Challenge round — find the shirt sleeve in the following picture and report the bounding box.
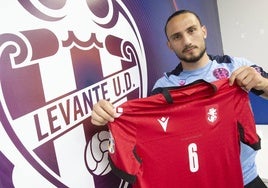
[107,108,141,184]
[234,86,261,150]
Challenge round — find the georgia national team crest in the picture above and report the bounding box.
[0,1,147,187]
[206,105,219,125]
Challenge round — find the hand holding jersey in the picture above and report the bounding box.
[107,79,260,188]
[91,65,268,126]
[91,99,117,126]
[91,9,268,187]
[229,66,268,98]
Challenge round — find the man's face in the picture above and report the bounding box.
[166,13,207,63]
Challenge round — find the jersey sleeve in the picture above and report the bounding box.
[107,108,141,184]
[234,87,261,150]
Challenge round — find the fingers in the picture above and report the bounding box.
[229,66,246,86]
[91,100,116,126]
[229,66,261,91]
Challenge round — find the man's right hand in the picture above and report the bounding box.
[91,99,117,126]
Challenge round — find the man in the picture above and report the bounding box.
[91,10,268,188]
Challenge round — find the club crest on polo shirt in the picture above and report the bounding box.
[213,68,229,79]
[178,79,186,86]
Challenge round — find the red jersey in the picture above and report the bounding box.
[108,79,260,188]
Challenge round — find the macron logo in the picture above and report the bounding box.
[157,117,170,132]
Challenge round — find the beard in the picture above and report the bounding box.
[177,45,206,63]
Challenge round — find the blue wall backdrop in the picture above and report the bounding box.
[250,93,268,124]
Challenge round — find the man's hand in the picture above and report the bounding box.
[229,66,268,98]
[91,100,117,126]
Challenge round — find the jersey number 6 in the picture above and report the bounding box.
[188,143,199,172]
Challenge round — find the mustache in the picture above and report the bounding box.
[182,45,197,53]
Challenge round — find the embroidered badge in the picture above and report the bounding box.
[213,68,229,79]
[206,105,219,125]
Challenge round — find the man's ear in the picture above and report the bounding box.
[167,41,173,51]
[202,25,207,39]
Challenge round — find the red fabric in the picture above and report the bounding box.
[108,79,260,188]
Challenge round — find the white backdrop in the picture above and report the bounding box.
[217,0,268,179]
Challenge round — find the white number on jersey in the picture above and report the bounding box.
[188,143,199,172]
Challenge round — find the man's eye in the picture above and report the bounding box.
[172,34,181,40]
[188,28,196,33]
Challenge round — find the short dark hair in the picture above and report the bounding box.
[164,10,202,38]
